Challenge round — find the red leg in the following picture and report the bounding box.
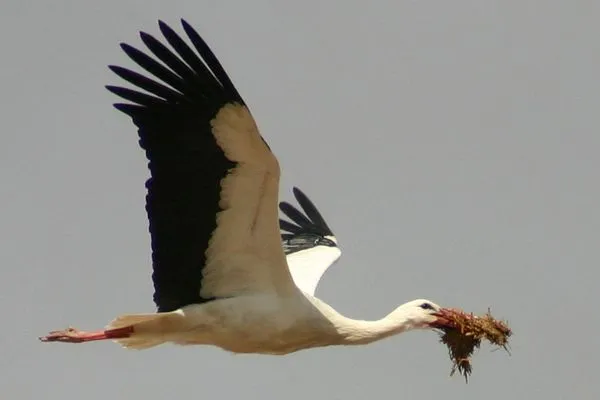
[39,326,134,343]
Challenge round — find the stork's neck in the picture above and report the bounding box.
[333,307,419,345]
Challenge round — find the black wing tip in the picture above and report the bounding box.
[107,64,135,78]
[105,84,126,97]
[292,186,304,197]
[278,200,292,213]
[138,31,152,41]
[108,18,244,108]
[293,186,334,235]
[111,103,141,118]
[119,42,133,52]
[154,18,186,33]
[180,18,194,32]
[279,187,335,237]
[107,64,123,73]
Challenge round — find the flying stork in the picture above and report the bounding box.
[40,19,451,354]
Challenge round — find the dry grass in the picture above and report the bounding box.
[435,308,512,382]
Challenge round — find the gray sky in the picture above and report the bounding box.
[1,1,598,399]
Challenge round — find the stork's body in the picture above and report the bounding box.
[46,294,442,354]
[118,295,366,354]
[113,294,338,354]
[40,19,450,354]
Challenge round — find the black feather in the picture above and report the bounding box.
[139,31,196,82]
[108,20,244,312]
[105,85,167,107]
[119,43,187,93]
[279,187,337,255]
[108,65,184,102]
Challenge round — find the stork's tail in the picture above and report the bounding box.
[105,312,176,350]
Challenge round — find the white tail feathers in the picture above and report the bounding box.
[105,312,180,350]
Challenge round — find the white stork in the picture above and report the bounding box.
[40,19,451,354]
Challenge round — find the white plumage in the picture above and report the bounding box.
[280,187,342,296]
[40,19,449,354]
[288,245,340,296]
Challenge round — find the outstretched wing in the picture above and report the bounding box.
[107,20,296,312]
[279,187,341,296]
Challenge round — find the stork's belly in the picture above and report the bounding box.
[211,330,325,355]
[173,295,335,354]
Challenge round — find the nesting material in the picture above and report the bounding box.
[434,308,512,382]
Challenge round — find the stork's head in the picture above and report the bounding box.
[394,299,451,331]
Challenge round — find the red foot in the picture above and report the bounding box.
[39,326,133,343]
[40,327,92,343]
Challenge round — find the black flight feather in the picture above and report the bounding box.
[107,19,245,312]
[279,188,337,255]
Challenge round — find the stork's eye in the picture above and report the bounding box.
[419,302,435,310]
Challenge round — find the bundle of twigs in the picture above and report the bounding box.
[433,308,512,382]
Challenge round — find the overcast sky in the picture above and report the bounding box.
[1,1,599,399]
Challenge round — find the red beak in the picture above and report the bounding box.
[428,308,458,330]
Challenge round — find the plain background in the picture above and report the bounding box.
[1,1,598,399]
